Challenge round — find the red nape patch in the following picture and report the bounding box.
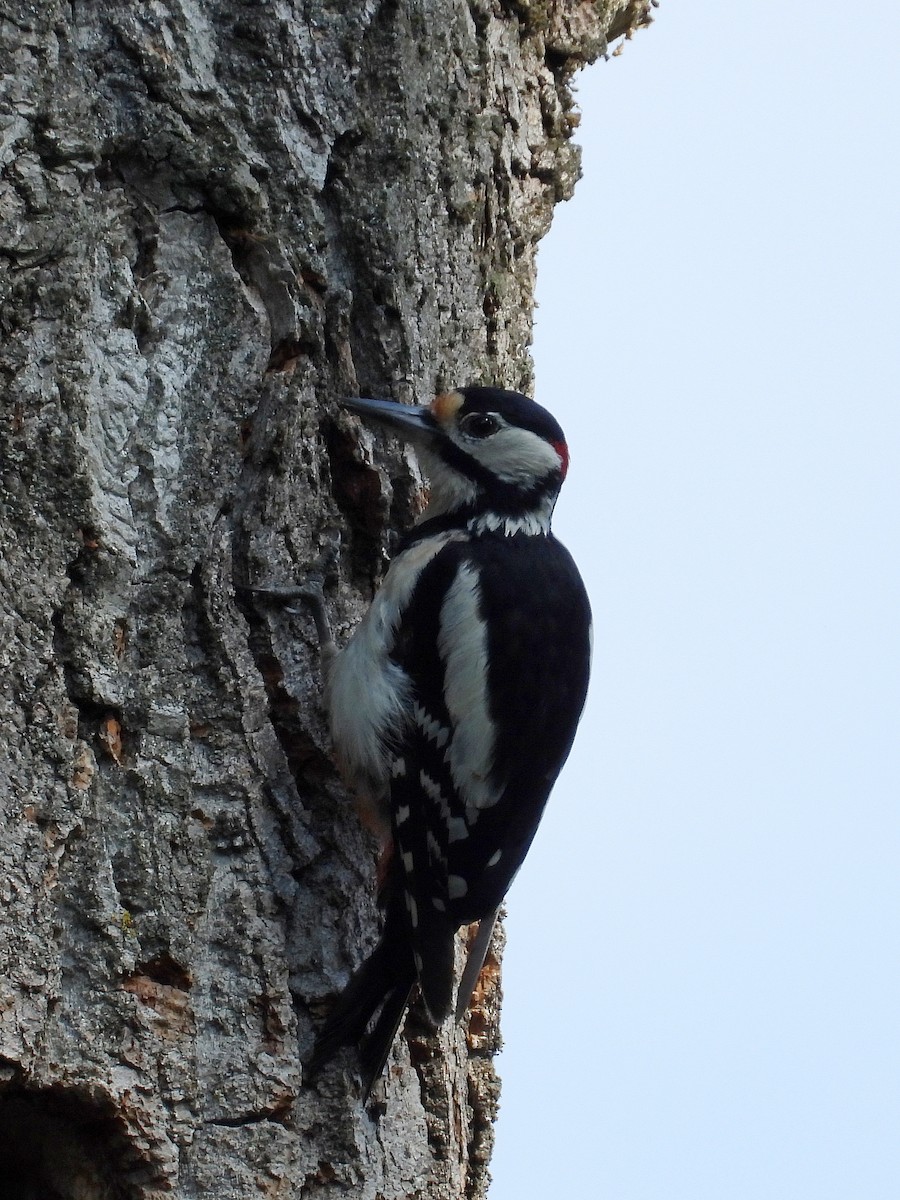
[551,439,570,478]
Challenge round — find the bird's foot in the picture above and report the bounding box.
[239,531,340,656]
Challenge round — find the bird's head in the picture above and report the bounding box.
[343,386,569,531]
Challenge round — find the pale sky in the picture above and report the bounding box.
[490,3,900,1197]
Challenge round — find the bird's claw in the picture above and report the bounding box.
[239,531,340,657]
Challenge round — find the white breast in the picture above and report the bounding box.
[326,531,465,799]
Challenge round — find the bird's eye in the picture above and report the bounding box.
[459,412,501,439]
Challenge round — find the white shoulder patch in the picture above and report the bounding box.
[437,562,498,816]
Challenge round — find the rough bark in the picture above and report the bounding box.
[0,1,652,1196]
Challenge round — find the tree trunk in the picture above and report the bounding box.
[0,1,651,1195]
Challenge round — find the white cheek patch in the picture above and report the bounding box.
[462,424,562,486]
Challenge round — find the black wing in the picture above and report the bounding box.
[388,532,591,1017]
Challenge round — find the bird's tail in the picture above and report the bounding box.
[357,970,416,1097]
[306,880,416,1099]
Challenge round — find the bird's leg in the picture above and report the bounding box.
[291,573,336,666]
[240,532,340,668]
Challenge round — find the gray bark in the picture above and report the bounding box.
[0,1,652,1196]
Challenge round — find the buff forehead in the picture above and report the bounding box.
[430,391,465,425]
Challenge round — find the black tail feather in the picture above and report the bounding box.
[416,920,456,1024]
[307,865,464,1096]
[454,905,501,1021]
[306,938,401,1082]
[306,874,416,1094]
[358,974,415,1099]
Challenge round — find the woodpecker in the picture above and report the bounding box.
[304,386,592,1095]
